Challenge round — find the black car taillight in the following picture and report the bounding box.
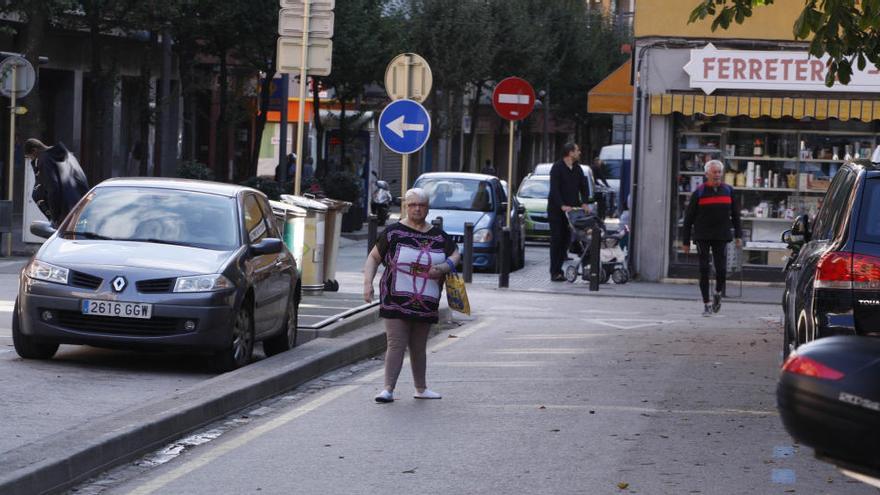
[781,354,845,380]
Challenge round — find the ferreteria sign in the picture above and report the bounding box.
[684,43,880,94]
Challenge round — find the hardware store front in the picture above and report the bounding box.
[632,43,880,282]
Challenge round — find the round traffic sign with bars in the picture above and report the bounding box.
[492,76,535,121]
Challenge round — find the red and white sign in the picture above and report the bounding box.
[492,77,535,121]
[684,43,880,94]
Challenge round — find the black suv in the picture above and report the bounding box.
[783,158,880,359]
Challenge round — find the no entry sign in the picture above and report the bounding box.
[492,77,535,121]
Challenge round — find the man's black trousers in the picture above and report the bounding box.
[549,216,570,276]
[696,240,728,303]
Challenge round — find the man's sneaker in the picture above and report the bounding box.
[413,389,442,399]
[374,390,394,403]
[712,292,722,313]
[702,304,712,317]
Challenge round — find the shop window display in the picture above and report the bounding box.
[672,116,878,277]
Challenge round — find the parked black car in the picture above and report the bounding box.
[14,178,301,371]
[778,336,880,487]
[782,156,880,359]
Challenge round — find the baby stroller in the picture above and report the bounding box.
[564,209,630,284]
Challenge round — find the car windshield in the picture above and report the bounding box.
[415,177,493,212]
[63,187,240,250]
[517,177,550,199]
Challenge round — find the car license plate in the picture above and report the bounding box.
[534,223,549,231]
[82,300,153,319]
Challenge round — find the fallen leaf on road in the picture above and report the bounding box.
[617,482,629,489]
[402,468,417,474]
[550,429,560,432]
[538,405,546,410]
[448,334,458,338]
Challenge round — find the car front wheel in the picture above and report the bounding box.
[264,291,299,357]
[12,298,59,360]
[214,302,254,372]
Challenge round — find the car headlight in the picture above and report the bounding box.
[25,260,69,284]
[174,274,233,293]
[473,228,493,243]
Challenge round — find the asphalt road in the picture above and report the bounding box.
[74,289,876,495]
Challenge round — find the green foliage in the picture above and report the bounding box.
[689,0,880,86]
[320,171,362,203]
[177,160,215,181]
[240,177,288,200]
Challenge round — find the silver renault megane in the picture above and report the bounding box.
[13,178,301,371]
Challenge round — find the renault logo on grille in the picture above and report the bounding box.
[111,276,127,292]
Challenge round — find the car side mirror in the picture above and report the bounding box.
[781,229,804,247]
[516,204,526,215]
[30,221,55,239]
[791,214,811,242]
[251,237,283,256]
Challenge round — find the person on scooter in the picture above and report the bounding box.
[682,160,742,316]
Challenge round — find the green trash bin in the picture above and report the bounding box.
[269,200,307,276]
[319,198,351,292]
[280,194,328,292]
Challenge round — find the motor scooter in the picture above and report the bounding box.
[371,172,393,226]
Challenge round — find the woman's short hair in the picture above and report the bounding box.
[704,160,724,173]
[405,187,429,205]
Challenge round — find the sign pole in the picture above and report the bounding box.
[399,55,410,219]
[506,120,514,224]
[293,0,311,196]
[6,64,16,257]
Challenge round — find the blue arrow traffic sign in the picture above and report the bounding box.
[378,99,431,154]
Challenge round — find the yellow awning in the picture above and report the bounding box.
[588,60,633,114]
[650,93,880,122]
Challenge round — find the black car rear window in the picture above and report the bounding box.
[857,178,880,244]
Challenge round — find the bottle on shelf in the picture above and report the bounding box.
[746,162,755,188]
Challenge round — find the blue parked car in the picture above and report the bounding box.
[413,172,525,272]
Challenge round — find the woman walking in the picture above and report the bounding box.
[363,188,461,403]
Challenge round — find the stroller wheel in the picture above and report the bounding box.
[612,268,629,284]
[601,268,611,284]
[564,265,578,283]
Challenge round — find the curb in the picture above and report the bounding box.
[0,321,387,495]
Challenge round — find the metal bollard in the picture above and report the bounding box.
[463,222,474,283]
[367,214,377,255]
[499,227,510,288]
[589,224,601,291]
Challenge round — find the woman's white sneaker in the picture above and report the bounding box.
[414,389,442,399]
[374,390,394,403]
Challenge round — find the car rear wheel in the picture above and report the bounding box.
[214,302,254,372]
[264,290,299,357]
[12,298,59,360]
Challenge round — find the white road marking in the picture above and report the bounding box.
[433,361,545,368]
[125,384,358,495]
[481,403,777,416]
[594,319,676,330]
[506,334,612,340]
[492,349,587,355]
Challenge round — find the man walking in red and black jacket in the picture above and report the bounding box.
[682,160,742,316]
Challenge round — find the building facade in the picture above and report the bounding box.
[631,2,880,282]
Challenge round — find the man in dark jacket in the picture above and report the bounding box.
[24,139,89,227]
[548,142,590,281]
[682,159,742,316]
